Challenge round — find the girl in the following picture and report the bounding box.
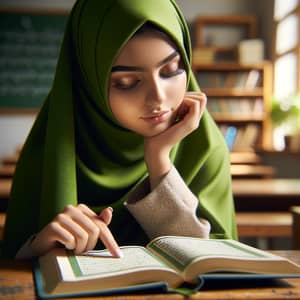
[1,0,237,259]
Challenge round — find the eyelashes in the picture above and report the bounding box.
[160,68,185,78]
[111,63,185,91]
[160,60,183,78]
[113,80,140,90]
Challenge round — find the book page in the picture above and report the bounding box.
[69,246,171,278]
[148,237,273,271]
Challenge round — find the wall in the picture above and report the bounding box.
[177,0,250,17]
[0,115,34,156]
[0,0,275,158]
[0,0,75,10]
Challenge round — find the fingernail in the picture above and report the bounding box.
[107,206,113,212]
[116,249,124,258]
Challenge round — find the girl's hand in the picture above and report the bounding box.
[144,92,207,188]
[29,204,122,257]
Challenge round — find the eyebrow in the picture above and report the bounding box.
[111,50,179,73]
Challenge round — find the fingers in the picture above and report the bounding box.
[172,95,204,134]
[49,218,79,251]
[184,92,207,118]
[98,207,113,225]
[48,204,122,257]
[54,205,100,254]
[78,205,120,257]
[78,205,122,257]
[174,92,206,124]
[97,222,123,258]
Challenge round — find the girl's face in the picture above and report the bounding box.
[109,30,187,137]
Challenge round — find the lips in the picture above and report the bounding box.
[141,111,170,124]
[146,112,167,119]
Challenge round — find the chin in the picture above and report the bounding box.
[145,124,172,137]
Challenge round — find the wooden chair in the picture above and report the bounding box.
[291,206,300,249]
[236,211,292,249]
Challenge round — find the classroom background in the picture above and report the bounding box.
[0,0,300,250]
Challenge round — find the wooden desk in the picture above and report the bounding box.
[0,179,12,211]
[236,212,292,237]
[231,164,276,178]
[1,251,300,299]
[232,179,300,211]
[230,152,262,164]
[233,179,300,243]
[1,154,19,165]
[0,179,12,198]
[0,165,15,177]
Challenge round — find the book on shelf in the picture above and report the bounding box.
[240,123,260,149]
[223,126,237,150]
[219,124,260,152]
[197,72,223,88]
[208,97,263,115]
[244,69,261,89]
[223,72,237,88]
[231,124,260,151]
[34,235,300,298]
[239,97,264,115]
[207,97,221,113]
[253,97,264,114]
[231,126,245,150]
[198,70,261,89]
[233,72,249,88]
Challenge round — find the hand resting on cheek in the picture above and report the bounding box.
[144,92,207,189]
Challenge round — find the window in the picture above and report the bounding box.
[274,53,297,98]
[273,0,300,150]
[276,14,298,56]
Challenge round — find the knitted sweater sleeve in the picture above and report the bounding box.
[125,166,210,240]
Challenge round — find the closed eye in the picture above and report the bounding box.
[112,79,140,90]
[160,57,185,78]
[160,68,185,78]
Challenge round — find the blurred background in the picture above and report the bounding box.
[0,0,300,250]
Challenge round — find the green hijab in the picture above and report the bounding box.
[2,0,237,258]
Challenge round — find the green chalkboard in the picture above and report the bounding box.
[0,11,68,111]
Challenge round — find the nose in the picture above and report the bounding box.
[145,76,166,108]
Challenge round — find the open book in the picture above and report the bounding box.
[35,236,300,297]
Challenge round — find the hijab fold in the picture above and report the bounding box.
[2,0,237,258]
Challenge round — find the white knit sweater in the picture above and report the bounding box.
[125,166,210,240]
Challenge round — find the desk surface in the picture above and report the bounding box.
[0,179,11,200]
[232,178,300,197]
[232,178,300,211]
[0,165,15,177]
[1,251,300,300]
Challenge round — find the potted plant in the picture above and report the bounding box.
[271,94,300,151]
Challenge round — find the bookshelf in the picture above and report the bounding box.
[194,15,257,62]
[193,61,273,153]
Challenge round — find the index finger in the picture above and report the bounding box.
[95,219,123,258]
[77,204,122,257]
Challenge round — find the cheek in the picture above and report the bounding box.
[109,91,140,127]
[109,91,127,123]
[167,74,187,106]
